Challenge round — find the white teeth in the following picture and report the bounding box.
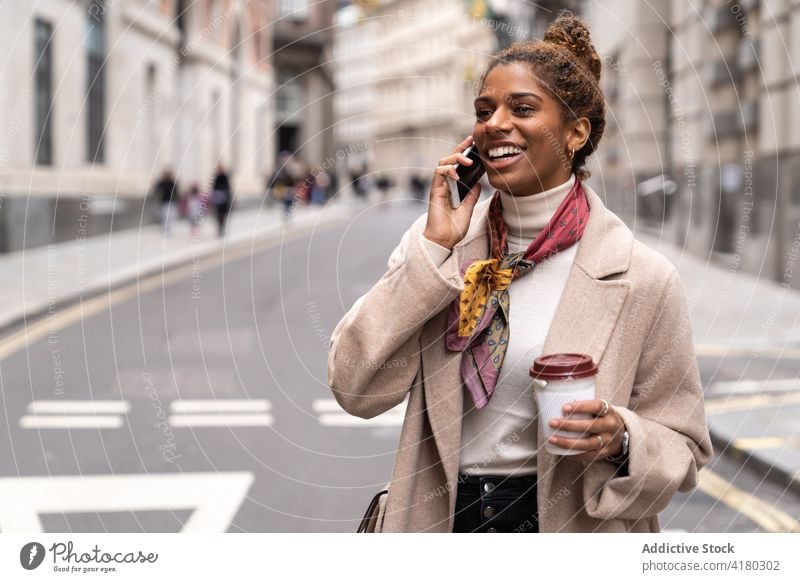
[488,145,522,159]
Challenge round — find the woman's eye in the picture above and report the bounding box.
[475,109,493,120]
[515,105,535,115]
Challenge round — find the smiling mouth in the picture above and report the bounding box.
[486,145,524,160]
[484,145,525,170]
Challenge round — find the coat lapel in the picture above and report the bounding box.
[541,184,633,364]
[422,184,634,524]
[536,186,633,517]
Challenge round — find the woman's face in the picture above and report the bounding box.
[472,62,585,196]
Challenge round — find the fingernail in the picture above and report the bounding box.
[564,404,572,412]
[549,437,557,443]
[549,420,558,427]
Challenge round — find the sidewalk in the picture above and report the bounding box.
[636,232,800,349]
[0,200,353,332]
[637,232,800,495]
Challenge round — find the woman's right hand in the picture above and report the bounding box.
[422,135,482,250]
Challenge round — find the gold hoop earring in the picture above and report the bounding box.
[568,147,575,160]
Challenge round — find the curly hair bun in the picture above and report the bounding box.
[543,10,602,83]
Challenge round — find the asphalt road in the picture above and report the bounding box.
[0,199,797,533]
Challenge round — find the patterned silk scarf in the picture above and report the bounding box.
[445,178,590,409]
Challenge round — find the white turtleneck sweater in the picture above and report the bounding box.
[422,173,579,476]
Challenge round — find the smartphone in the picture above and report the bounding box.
[448,143,485,208]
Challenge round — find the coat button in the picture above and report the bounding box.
[483,506,495,518]
[483,482,495,493]
[487,527,497,533]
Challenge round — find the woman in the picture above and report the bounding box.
[328,11,711,533]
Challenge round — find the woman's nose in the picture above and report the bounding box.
[485,108,513,132]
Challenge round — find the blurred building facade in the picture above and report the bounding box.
[0,0,278,252]
[332,4,378,192]
[333,0,559,195]
[272,0,336,169]
[588,0,800,287]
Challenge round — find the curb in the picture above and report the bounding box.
[0,205,354,337]
[708,423,800,497]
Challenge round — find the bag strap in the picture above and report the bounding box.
[356,489,389,533]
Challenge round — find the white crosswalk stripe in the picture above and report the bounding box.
[168,399,273,427]
[19,415,124,429]
[19,400,129,429]
[170,399,271,413]
[27,401,130,414]
[311,398,406,427]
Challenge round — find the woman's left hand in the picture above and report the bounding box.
[548,399,626,462]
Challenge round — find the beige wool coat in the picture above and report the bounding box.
[328,182,713,533]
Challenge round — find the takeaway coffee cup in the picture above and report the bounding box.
[529,353,598,456]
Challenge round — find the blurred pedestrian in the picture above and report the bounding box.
[409,173,427,203]
[296,168,314,206]
[178,189,189,220]
[311,167,330,205]
[211,163,233,237]
[268,151,300,221]
[153,168,179,236]
[186,182,207,238]
[376,173,392,204]
[350,164,367,199]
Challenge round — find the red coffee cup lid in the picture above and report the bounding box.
[529,353,598,380]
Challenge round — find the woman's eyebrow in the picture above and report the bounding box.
[508,92,543,102]
[474,92,543,106]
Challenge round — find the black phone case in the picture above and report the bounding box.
[449,145,485,206]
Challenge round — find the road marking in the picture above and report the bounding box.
[170,399,270,413]
[169,413,274,427]
[27,400,130,414]
[311,398,407,412]
[0,472,254,532]
[168,399,273,427]
[312,399,349,412]
[705,392,800,414]
[312,398,405,427]
[697,469,800,533]
[19,415,124,429]
[318,414,404,427]
[20,399,129,429]
[733,437,790,450]
[695,344,800,359]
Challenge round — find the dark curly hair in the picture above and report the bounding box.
[477,10,605,181]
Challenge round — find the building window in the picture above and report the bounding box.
[275,73,302,124]
[86,0,106,163]
[34,18,54,166]
[279,0,308,20]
